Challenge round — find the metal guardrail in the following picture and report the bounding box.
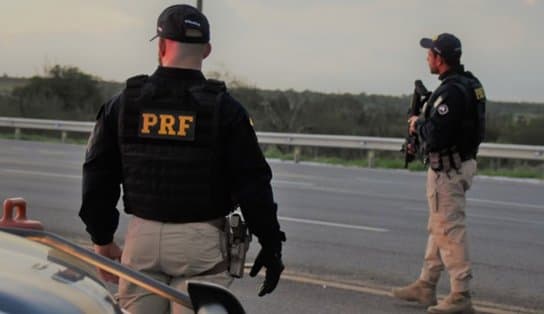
[1,116,543,161]
[0,117,94,132]
[0,117,94,143]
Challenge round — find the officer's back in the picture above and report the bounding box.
[80,4,285,313]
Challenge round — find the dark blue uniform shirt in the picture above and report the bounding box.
[80,67,282,250]
[416,67,467,153]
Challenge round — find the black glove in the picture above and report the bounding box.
[249,248,284,297]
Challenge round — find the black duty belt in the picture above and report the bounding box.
[428,148,475,172]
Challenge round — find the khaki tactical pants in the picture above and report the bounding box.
[118,216,233,314]
[419,159,477,292]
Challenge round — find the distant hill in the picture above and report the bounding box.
[0,75,123,97]
[1,74,543,109]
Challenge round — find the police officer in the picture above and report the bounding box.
[79,4,285,313]
[392,33,486,314]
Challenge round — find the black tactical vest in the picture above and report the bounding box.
[424,71,486,157]
[118,75,232,222]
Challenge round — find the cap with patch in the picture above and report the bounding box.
[420,33,462,59]
[150,4,210,43]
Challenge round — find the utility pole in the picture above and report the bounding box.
[196,0,203,11]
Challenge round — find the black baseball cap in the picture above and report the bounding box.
[420,33,462,59]
[150,4,210,43]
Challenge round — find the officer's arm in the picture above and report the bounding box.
[79,95,122,246]
[224,100,284,252]
[225,100,285,296]
[416,89,464,152]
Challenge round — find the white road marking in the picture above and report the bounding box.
[276,172,411,186]
[468,197,544,210]
[38,149,77,156]
[276,181,544,211]
[274,172,318,180]
[279,216,389,233]
[0,168,80,180]
[470,212,544,226]
[272,180,314,187]
[2,166,542,211]
[355,177,405,185]
[403,207,544,227]
[0,158,81,168]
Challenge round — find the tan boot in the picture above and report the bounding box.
[427,291,475,314]
[392,279,437,307]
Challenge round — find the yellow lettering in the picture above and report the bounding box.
[158,114,176,135]
[177,116,194,136]
[141,113,158,134]
[474,87,486,100]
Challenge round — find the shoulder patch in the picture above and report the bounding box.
[474,87,486,100]
[437,103,449,115]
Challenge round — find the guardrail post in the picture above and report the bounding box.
[61,131,67,143]
[14,128,21,140]
[367,150,375,168]
[294,146,301,163]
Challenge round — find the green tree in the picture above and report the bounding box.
[11,65,104,120]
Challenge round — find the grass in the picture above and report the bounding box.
[264,146,427,171]
[478,167,544,179]
[263,146,544,180]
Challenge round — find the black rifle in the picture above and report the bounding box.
[401,80,431,168]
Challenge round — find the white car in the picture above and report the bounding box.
[0,197,245,314]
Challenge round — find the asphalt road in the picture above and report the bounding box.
[1,139,543,313]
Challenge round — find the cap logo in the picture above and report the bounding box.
[184,19,201,27]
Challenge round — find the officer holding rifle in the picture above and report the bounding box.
[394,33,486,314]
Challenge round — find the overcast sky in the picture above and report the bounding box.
[1,0,543,102]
